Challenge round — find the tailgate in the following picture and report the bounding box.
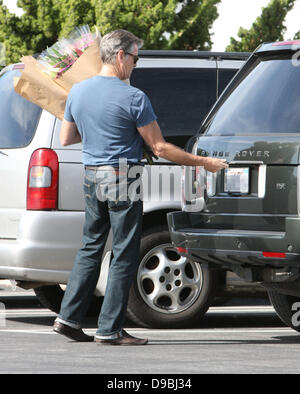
[197,136,300,220]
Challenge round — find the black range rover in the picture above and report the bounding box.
[167,40,300,333]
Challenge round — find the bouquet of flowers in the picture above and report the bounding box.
[14,25,157,165]
[37,25,98,81]
[14,25,102,119]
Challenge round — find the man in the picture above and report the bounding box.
[53,29,228,346]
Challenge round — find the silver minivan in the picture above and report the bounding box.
[0,51,251,328]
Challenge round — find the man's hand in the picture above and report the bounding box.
[203,157,229,173]
[143,142,158,165]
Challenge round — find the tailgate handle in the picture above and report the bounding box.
[228,161,264,165]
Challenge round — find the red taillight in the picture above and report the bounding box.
[27,148,59,210]
[263,252,286,259]
[177,247,188,254]
[272,40,300,46]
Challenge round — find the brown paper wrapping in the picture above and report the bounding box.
[14,37,102,120]
[14,56,68,120]
[54,37,102,92]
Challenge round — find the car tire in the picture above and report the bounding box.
[127,226,219,328]
[268,290,300,333]
[34,284,103,317]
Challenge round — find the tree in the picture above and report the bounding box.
[94,0,221,50]
[168,0,221,50]
[0,0,60,64]
[57,0,96,37]
[0,0,96,64]
[226,0,296,52]
[0,0,27,65]
[93,0,178,49]
[0,0,221,65]
[294,31,300,39]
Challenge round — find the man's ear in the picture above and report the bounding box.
[117,49,125,64]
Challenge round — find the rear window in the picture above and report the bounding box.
[131,68,217,137]
[206,55,300,136]
[0,70,42,148]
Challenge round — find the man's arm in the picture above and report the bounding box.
[137,120,228,173]
[60,119,82,146]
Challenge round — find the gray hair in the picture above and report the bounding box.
[100,29,144,65]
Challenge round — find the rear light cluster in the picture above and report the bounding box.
[176,249,287,258]
[181,165,205,212]
[176,247,188,254]
[27,148,59,210]
[272,40,300,46]
[206,171,217,197]
[263,252,286,259]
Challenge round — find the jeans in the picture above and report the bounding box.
[58,166,143,336]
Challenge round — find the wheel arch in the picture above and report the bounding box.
[142,209,179,233]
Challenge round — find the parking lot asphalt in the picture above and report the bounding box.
[2,280,300,375]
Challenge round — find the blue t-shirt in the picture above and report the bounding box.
[64,76,157,166]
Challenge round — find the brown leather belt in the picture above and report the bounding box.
[85,165,118,170]
[85,165,127,175]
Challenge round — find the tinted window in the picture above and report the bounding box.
[131,68,217,137]
[0,70,42,148]
[218,69,239,96]
[206,56,300,136]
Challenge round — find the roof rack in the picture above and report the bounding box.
[139,50,251,61]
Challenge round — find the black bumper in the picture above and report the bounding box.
[167,211,300,269]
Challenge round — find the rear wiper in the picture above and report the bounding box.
[0,151,8,156]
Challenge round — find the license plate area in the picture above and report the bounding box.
[224,167,249,194]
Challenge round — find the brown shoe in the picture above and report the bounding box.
[95,329,148,346]
[53,321,94,342]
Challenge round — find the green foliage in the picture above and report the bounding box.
[0,0,26,64]
[58,0,96,37]
[0,0,95,64]
[168,0,221,50]
[1,0,298,64]
[93,0,221,50]
[93,0,178,49]
[0,0,221,65]
[0,0,59,63]
[226,0,296,52]
[294,31,300,39]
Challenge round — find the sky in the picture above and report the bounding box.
[3,0,300,51]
